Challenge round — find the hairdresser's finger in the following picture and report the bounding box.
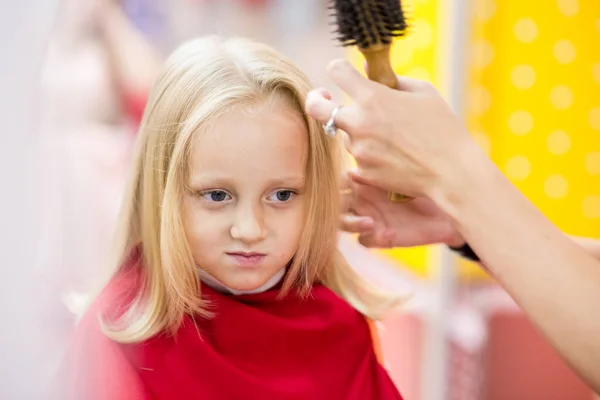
[362,58,435,94]
[395,75,438,94]
[348,169,371,186]
[348,168,387,192]
[327,59,376,103]
[358,229,396,249]
[313,87,333,101]
[340,214,374,234]
[305,90,352,131]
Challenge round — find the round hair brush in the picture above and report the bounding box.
[329,0,413,203]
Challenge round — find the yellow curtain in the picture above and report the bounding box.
[348,0,600,281]
[462,0,600,280]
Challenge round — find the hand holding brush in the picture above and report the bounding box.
[328,0,412,202]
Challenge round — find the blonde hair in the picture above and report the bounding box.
[103,36,401,343]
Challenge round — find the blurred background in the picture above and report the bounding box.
[1,0,599,399]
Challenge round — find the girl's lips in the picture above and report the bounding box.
[227,252,267,268]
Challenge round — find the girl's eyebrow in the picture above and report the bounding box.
[188,174,234,188]
[265,176,305,187]
[188,174,305,188]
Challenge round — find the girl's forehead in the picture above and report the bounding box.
[188,105,309,182]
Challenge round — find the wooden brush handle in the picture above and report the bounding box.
[361,45,398,89]
[360,45,414,203]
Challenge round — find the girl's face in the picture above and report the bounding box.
[182,101,308,291]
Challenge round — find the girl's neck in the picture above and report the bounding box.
[198,268,286,295]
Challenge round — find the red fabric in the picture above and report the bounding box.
[59,256,404,400]
[122,90,148,130]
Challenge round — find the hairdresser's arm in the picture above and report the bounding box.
[571,236,600,261]
[429,128,600,393]
[307,60,600,391]
[456,236,600,266]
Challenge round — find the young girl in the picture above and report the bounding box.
[59,35,405,400]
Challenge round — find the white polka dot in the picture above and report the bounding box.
[550,85,573,110]
[593,64,600,84]
[582,195,600,219]
[479,0,496,22]
[470,87,492,115]
[585,152,600,175]
[505,156,531,181]
[471,39,495,69]
[589,108,600,130]
[412,21,434,50]
[553,40,576,64]
[544,175,569,199]
[511,65,536,89]
[472,132,491,153]
[514,18,538,43]
[406,67,431,81]
[547,130,571,155]
[508,111,534,135]
[557,0,579,17]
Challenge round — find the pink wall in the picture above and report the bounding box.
[379,312,596,400]
[380,314,423,400]
[485,313,593,400]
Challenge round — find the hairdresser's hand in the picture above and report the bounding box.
[340,170,464,248]
[306,60,482,200]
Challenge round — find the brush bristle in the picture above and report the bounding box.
[330,0,408,48]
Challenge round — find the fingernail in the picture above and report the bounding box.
[348,169,362,179]
[348,215,374,226]
[305,90,317,101]
[327,59,350,75]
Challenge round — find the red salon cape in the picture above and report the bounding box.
[58,259,404,400]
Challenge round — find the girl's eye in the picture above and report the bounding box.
[268,190,295,202]
[201,190,231,202]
